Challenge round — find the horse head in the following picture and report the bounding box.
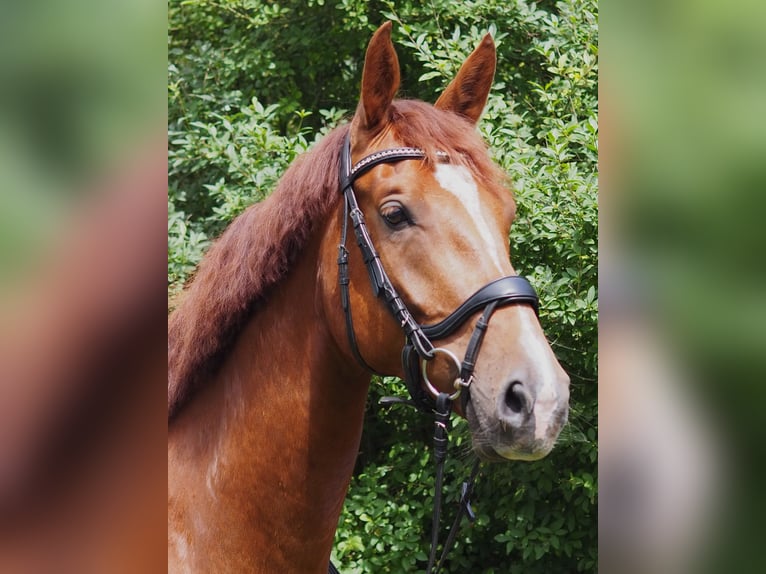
[319,23,570,462]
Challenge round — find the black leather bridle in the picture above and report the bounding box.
[337,132,539,413]
[335,132,539,573]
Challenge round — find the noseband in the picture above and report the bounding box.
[337,132,539,413]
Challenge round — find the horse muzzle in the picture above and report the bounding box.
[465,376,570,462]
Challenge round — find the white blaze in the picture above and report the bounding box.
[433,164,506,273]
[434,164,565,443]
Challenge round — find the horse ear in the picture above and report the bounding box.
[435,34,496,124]
[356,21,400,133]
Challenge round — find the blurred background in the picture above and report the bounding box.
[601,0,766,571]
[0,0,167,571]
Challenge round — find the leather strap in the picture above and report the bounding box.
[339,133,436,367]
[426,393,452,574]
[458,301,498,413]
[432,459,482,573]
[421,276,538,340]
[337,199,381,375]
[401,343,435,412]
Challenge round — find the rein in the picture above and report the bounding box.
[334,132,539,573]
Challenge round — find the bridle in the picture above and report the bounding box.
[337,131,539,412]
[335,131,539,572]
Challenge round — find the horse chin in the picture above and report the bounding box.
[465,399,556,462]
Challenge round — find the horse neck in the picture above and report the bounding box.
[169,234,371,572]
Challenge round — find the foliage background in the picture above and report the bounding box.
[168,0,597,571]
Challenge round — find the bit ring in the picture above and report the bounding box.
[421,347,464,401]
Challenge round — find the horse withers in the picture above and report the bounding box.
[168,22,569,573]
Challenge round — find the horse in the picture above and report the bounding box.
[168,22,570,573]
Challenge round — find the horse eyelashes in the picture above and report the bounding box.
[381,205,412,229]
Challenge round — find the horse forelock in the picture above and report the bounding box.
[387,100,509,197]
[168,100,508,420]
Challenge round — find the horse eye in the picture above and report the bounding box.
[380,204,411,229]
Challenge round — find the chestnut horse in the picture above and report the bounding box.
[168,23,569,573]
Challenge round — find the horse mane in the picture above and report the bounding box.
[168,100,509,419]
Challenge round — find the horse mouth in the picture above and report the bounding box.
[465,398,557,462]
[470,441,511,463]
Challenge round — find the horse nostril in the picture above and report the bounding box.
[504,381,527,415]
[505,382,524,413]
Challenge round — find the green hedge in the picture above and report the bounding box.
[169,0,597,571]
